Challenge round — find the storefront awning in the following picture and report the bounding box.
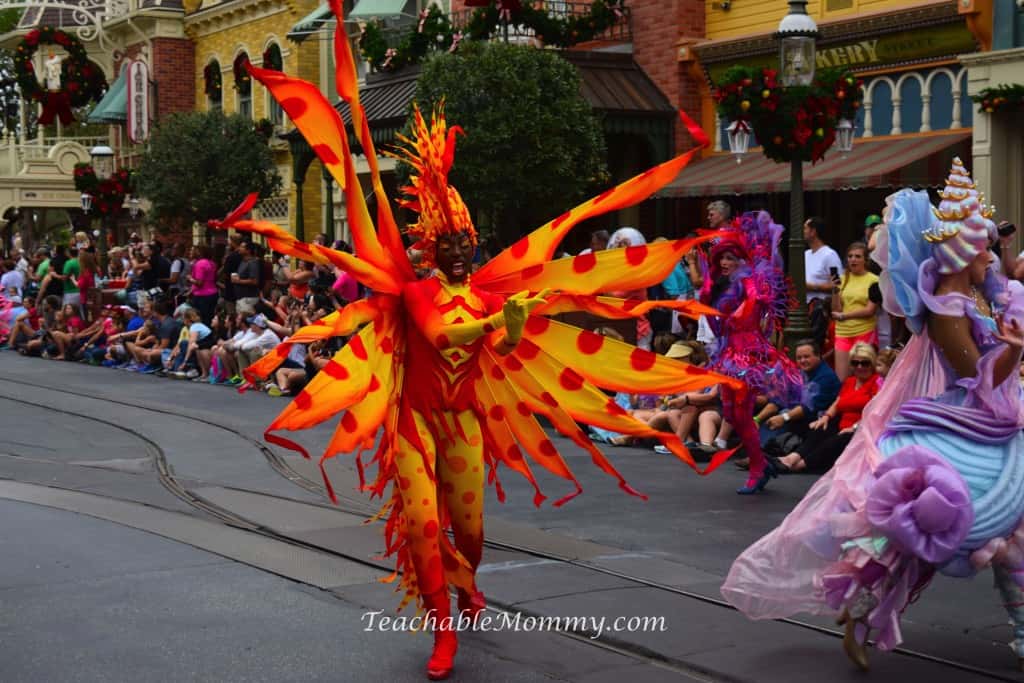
[287,3,332,43]
[656,130,972,198]
[87,64,127,124]
[349,0,409,19]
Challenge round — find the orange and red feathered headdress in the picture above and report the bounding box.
[388,103,477,268]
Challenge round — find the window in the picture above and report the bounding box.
[234,52,252,120]
[262,43,285,126]
[204,60,222,111]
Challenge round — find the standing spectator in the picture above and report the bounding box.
[579,229,609,256]
[163,243,189,303]
[803,217,843,350]
[1,260,24,302]
[282,260,315,302]
[61,247,81,310]
[15,249,30,279]
[77,250,98,321]
[231,240,262,313]
[220,235,243,314]
[188,245,219,324]
[706,200,732,229]
[862,214,883,252]
[830,241,879,380]
[40,245,67,303]
[771,343,882,474]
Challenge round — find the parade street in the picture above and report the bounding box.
[0,352,1017,683]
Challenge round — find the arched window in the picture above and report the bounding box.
[204,59,222,111]
[262,43,284,126]
[234,52,252,119]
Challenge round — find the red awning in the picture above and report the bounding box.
[656,130,972,198]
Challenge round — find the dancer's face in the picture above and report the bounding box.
[968,249,993,286]
[719,251,740,276]
[436,230,474,282]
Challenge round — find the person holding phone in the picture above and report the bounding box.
[830,241,878,380]
[803,217,843,350]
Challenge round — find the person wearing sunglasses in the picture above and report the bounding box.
[770,342,882,474]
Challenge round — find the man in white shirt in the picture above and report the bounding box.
[803,217,843,348]
[1,259,25,303]
[236,314,281,373]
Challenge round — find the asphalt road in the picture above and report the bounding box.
[1,352,1021,682]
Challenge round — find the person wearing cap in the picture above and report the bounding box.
[235,313,280,375]
[863,213,883,246]
[649,343,726,455]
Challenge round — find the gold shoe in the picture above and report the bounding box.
[837,609,870,671]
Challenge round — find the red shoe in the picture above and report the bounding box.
[423,590,457,680]
[457,589,486,620]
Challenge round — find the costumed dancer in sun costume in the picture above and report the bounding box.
[698,211,802,494]
[207,2,745,679]
[722,159,1024,670]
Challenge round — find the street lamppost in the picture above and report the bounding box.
[129,196,140,219]
[775,0,818,350]
[89,145,114,271]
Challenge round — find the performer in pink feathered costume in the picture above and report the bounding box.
[698,211,802,494]
[722,159,1024,670]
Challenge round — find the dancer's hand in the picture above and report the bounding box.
[503,289,552,343]
[995,315,1024,350]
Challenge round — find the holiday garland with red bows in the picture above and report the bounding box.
[74,164,135,216]
[972,83,1024,114]
[203,61,222,99]
[14,26,107,126]
[714,66,863,164]
[360,0,627,72]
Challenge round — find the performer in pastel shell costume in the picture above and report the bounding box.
[722,159,1024,669]
[208,2,746,679]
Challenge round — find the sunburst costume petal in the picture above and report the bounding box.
[211,2,745,618]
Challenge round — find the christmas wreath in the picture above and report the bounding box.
[972,84,1024,114]
[14,26,107,126]
[204,61,222,99]
[233,54,252,94]
[74,164,134,216]
[714,66,863,164]
[359,0,627,72]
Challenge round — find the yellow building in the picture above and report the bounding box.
[657,0,990,247]
[185,0,325,240]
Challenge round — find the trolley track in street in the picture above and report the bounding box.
[0,373,1020,682]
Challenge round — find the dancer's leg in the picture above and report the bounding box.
[722,385,767,491]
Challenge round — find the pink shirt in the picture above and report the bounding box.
[332,271,359,303]
[191,258,218,297]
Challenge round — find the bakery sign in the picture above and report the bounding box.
[706,22,977,82]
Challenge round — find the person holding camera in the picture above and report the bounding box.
[803,217,843,351]
[830,241,878,380]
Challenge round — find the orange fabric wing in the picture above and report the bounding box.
[533,294,720,322]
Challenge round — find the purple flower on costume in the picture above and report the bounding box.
[866,445,973,564]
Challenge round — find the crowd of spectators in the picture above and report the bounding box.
[0,231,356,397]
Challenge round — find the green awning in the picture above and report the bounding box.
[287,3,333,43]
[349,0,409,19]
[87,64,127,124]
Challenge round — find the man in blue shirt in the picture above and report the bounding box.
[757,339,841,443]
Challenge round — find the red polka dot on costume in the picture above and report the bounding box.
[576,330,604,355]
[525,316,550,335]
[504,355,523,371]
[516,401,532,417]
[423,520,439,538]
[323,361,349,380]
[349,335,368,360]
[341,411,358,432]
[510,237,530,259]
[630,347,657,371]
[625,244,648,266]
[462,491,476,504]
[422,498,430,506]
[517,339,541,360]
[447,456,468,473]
[540,392,558,407]
[559,368,585,392]
[399,476,411,490]
[572,252,596,274]
[523,264,544,280]
[538,439,558,457]
[489,405,506,421]
[491,365,506,381]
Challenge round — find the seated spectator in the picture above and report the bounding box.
[5,295,40,350]
[232,314,280,380]
[734,339,841,470]
[265,296,335,397]
[47,303,85,360]
[18,296,61,356]
[875,346,899,378]
[125,299,180,372]
[170,308,216,381]
[646,343,724,455]
[771,343,882,474]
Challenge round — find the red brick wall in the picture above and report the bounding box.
[152,37,195,119]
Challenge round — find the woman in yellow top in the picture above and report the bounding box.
[831,241,879,380]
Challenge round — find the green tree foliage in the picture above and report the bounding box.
[407,42,608,248]
[135,110,282,232]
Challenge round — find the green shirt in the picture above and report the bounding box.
[62,258,80,294]
[36,259,49,278]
